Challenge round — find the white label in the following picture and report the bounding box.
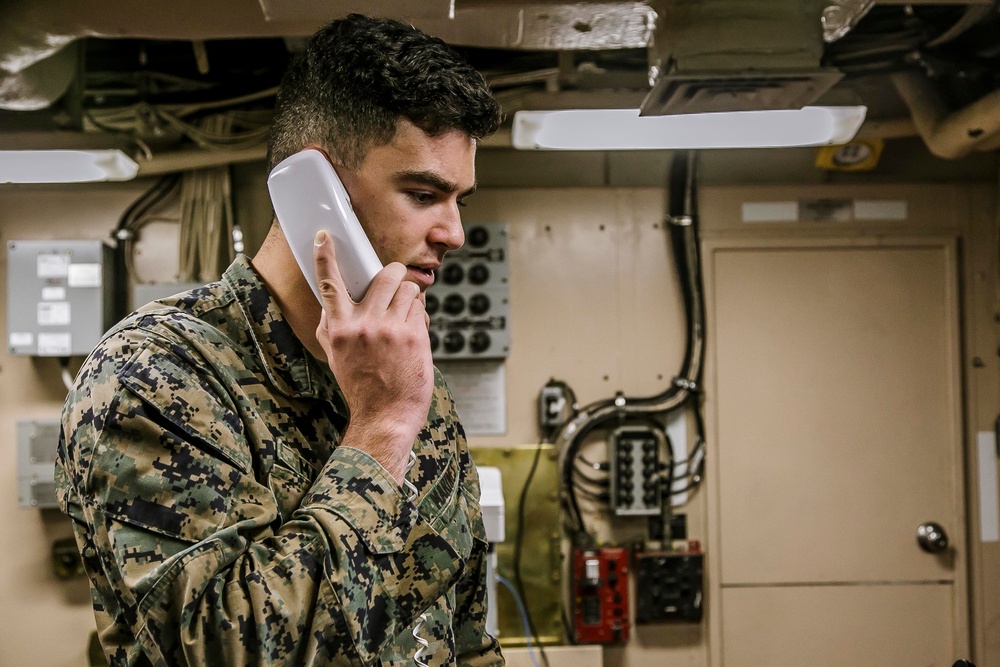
[978,432,1000,542]
[41,286,66,301]
[37,332,71,355]
[437,360,507,436]
[68,263,102,288]
[37,302,71,326]
[37,253,70,278]
[9,332,33,348]
[742,201,798,223]
[854,200,907,221]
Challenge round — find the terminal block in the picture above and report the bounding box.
[609,425,666,516]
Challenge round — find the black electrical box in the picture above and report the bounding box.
[635,551,704,623]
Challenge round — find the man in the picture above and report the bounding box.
[55,14,503,666]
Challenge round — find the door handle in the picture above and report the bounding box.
[917,522,949,553]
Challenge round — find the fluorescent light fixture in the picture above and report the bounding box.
[512,106,868,150]
[0,149,139,183]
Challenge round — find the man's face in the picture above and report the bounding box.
[335,119,477,291]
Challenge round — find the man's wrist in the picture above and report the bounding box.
[341,418,417,483]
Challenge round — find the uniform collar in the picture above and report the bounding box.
[223,256,348,414]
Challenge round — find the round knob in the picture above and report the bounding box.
[424,293,440,315]
[443,294,465,315]
[468,263,490,285]
[469,331,491,353]
[468,226,490,247]
[442,264,464,285]
[917,522,949,553]
[468,293,491,315]
[443,332,465,354]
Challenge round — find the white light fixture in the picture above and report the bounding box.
[512,106,868,150]
[0,149,139,183]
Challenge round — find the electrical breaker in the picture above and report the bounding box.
[609,425,666,516]
[17,419,61,509]
[635,548,704,623]
[571,546,630,643]
[426,222,509,359]
[6,240,115,356]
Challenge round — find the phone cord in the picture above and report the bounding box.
[404,449,431,667]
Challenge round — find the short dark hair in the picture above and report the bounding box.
[267,14,502,171]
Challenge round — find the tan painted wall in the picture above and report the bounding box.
[0,159,997,666]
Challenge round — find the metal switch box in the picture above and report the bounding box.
[7,240,115,356]
[17,419,61,509]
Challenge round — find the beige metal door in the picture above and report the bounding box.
[710,241,967,665]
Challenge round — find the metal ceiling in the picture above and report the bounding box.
[0,0,998,162]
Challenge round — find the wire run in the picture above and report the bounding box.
[405,449,431,667]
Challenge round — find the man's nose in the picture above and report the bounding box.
[432,204,466,250]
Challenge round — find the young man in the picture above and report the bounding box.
[55,14,503,666]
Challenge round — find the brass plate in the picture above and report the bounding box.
[471,444,565,646]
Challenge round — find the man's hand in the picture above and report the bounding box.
[313,230,433,483]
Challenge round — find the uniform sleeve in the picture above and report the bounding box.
[58,331,467,666]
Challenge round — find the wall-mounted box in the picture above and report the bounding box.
[17,419,61,509]
[6,240,115,356]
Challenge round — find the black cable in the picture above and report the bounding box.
[560,152,710,539]
[575,454,608,471]
[511,439,550,667]
[571,464,609,487]
[572,485,609,503]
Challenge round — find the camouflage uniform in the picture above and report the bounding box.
[55,255,503,667]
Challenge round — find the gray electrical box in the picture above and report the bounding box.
[17,419,61,509]
[427,221,510,360]
[6,240,115,356]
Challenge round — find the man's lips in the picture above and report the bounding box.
[407,265,437,288]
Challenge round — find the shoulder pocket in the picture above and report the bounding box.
[118,336,251,474]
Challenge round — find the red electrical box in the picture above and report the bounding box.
[571,546,630,643]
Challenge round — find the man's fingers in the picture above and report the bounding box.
[313,230,350,315]
[386,278,421,319]
[361,263,409,313]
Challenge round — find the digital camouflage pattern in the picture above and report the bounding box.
[55,255,503,667]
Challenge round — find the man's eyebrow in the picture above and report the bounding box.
[395,170,478,198]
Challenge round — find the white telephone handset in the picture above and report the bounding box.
[267,148,383,302]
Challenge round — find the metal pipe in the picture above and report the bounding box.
[892,70,1000,159]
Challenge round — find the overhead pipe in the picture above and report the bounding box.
[892,70,1000,159]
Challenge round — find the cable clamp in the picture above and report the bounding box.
[673,377,698,391]
[114,229,135,241]
[669,215,693,227]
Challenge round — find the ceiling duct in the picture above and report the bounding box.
[642,0,844,116]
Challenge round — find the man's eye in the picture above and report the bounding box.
[410,191,434,205]
[457,199,468,208]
